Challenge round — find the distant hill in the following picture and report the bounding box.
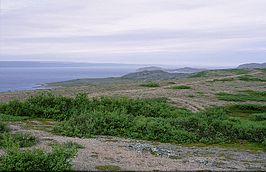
[167,67,206,73]
[136,66,164,72]
[136,66,206,74]
[122,70,189,80]
[237,63,266,69]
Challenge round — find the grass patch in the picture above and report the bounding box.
[95,165,121,171]
[216,90,266,102]
[226,104,266,114]
[238,75,266,82]
[0,114,29,121]
[140,81,160,87]
[210,78,235,82]
[171,85,192,90]
[50,141,85,149]
[190,71,208,78]
[11,132,38,148]
[225,69,249,75]
[0,122,9,133]
[252,113,266,121]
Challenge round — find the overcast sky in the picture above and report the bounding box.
[0,0,266,67]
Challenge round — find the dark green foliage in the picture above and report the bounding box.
[211,78,235,82]
[0,114,29,122]
[262,139,266,151]
[190,71,208,78]
[0,99,27,116]
[252,113,266,121]
[259,68,266,73]
[216,90,266,102]
[0,122,9,133]
[0,132,38,149]
[0,93,181,120]
[171,85,192,89]
[11,132,38,147]
[226,104,266,114]
[0,142,79,171]
[238,75,266,82]
[140,81,160,87]
[54,112,196,144]
[226,69,249,75]
[128,116,196,143]
[1,93,266,145]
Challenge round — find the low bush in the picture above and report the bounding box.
[262,139,266,151]
[216,90,266,102]
[0,132,38,149]
[252,113,266,121]
[238,75,266,82]
[211,78,235,82]
[0,114,29,122]
[0,93,184,120]
[226,104,266,114]
[171,85,192,90]
[190,71,208,78]
[140,82,160,87]
[0,142,80,171]
[1,93,265,146]
[0,122,9,133]
[12,132,38,147]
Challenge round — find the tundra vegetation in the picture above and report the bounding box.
[140,81,160,87]
[0,68,265,170]
[0,93,265,146]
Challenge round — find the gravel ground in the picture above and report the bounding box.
[1,121,265,171]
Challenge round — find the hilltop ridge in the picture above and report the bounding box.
[237,62,266,69]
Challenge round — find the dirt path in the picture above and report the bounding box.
[1,121,265,171]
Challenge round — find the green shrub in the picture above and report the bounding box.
[238,75,266,82]
[140,82,160,87]
[0,93,180,120]
[0,122,9,133]
[0,114,29,121]
[216,90,266,102]
[0,132,38,149]
[226,104,266,114]
[171,85,192,90]
[128,116,196,143]
[0,100,27,116]
[252,113,266,121]
[12,132,38,147]
[0,133,19,149]
[1,93,266,146]
[54,111,133,138]
[0,142,79,171]
[190,71,208,78]
[211,78,235,82]
[262,139,266,151]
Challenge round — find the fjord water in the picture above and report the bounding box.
[0,66,136,92]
